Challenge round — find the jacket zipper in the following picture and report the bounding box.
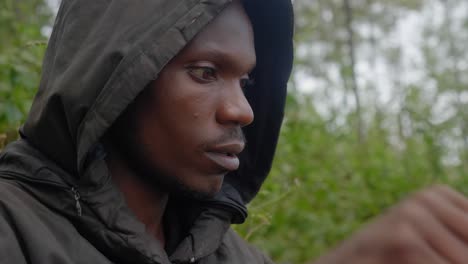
[0,171,83,217]
[71,187,82,216]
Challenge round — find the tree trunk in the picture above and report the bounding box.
[343,0,364,143]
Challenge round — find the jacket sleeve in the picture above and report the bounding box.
[222,228,276,263]
[248,243,275,264]
[0,206,28,264]
[262,252,275,264]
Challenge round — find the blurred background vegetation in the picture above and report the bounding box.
[1,0,468,263]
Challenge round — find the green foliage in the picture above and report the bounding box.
[0,0,50,145]
[235,91,467,263]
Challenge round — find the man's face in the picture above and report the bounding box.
[112,2,256,197]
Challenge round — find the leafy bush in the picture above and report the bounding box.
[0,0,49,146]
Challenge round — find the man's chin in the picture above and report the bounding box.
[139,170,224,200]
[174,187,219,201]
[169,179,224,201]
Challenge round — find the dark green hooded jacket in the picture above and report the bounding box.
[0,0,293,263]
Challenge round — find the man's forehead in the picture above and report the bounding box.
[179,1,256,68]
[203,2,253,38]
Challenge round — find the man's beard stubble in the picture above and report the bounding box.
[110,126,246,201]
[115,136,215,201]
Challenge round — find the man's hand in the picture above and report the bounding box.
[314,185,468,264]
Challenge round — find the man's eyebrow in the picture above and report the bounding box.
[193,46,256,74]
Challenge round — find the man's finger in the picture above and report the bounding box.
[433,185,468,212]
[376,215,449,264]
[417,187,468,243]
[413,237,451,264]
[408,191,468,263]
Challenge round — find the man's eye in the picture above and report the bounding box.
[240,77,255,90]
[188,67,217,82]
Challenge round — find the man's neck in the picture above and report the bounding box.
[104,146,168,246]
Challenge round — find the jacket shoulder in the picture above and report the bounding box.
[217,228,274,264]
[0,177,51,218]
[0,177,112,264]
[0,179,78,263]
[0,180,33,263]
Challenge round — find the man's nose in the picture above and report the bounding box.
[216,81,254,127]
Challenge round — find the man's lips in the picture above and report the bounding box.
[204,142,245,171]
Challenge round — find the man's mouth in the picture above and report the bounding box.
[204,152,240,171]
[204,142,245,171]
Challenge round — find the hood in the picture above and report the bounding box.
[22,0,293,219]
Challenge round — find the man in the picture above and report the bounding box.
[2,0,468,264]
[0,0,293,263]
